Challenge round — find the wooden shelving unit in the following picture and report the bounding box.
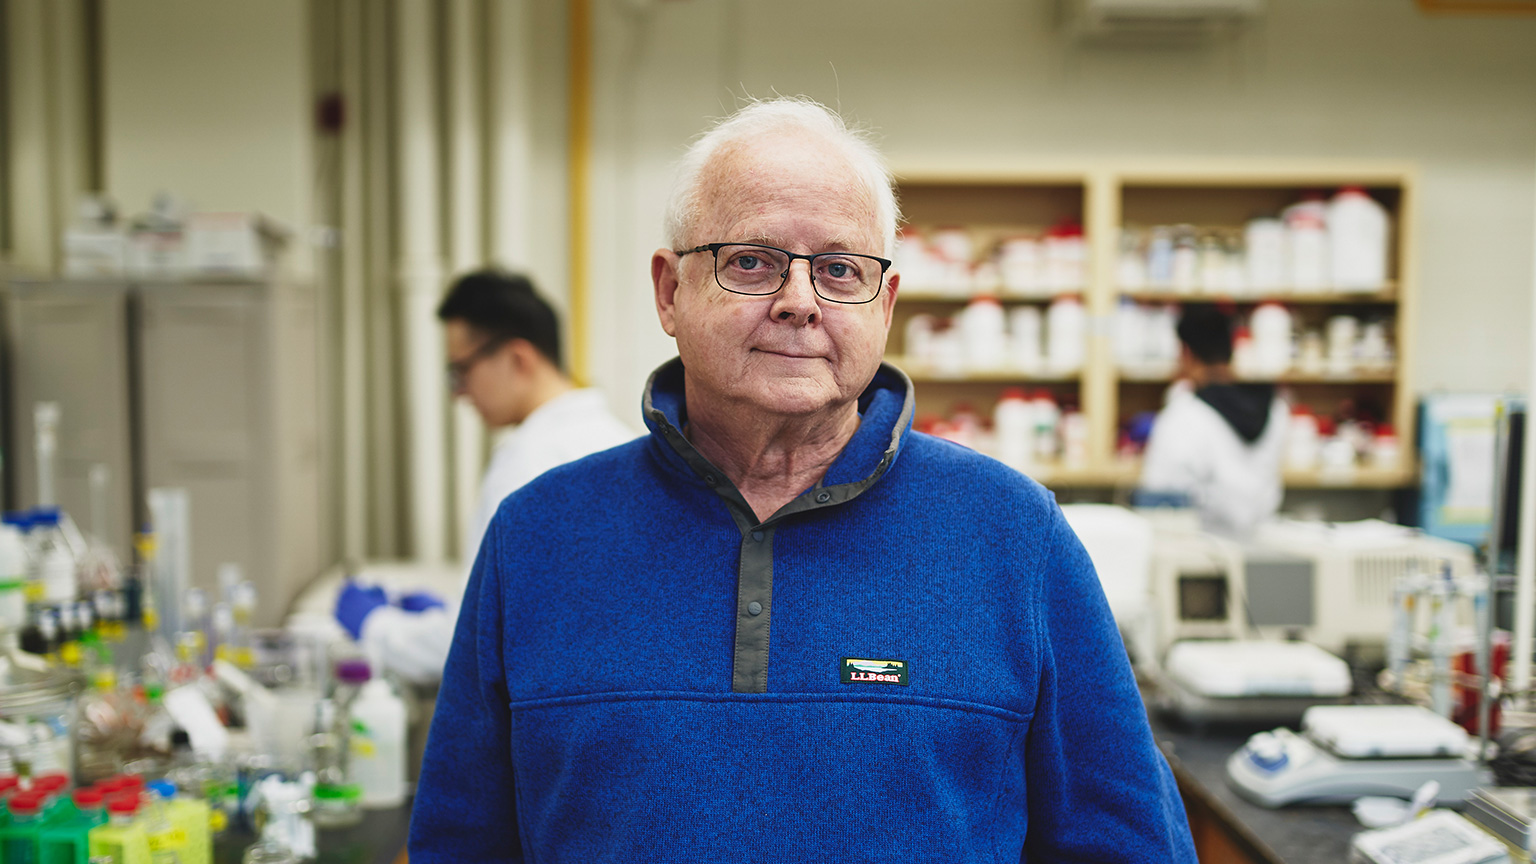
[889,161,1418,491]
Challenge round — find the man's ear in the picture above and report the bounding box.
[504,337,537,371]
[879,270,900,331]
[652,249,682,337]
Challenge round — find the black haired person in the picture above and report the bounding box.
[1139,304,1289,538]
[335,270,635,683]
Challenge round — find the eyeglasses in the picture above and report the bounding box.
[675,242,891,305]
[446,337,507,391]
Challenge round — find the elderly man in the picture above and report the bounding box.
[410,99,1196,862]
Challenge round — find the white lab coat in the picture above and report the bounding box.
[360,388,637,683]
[1140,381,1288,540]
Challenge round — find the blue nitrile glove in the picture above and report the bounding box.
[335,581,388,640]
[397,591,446,614]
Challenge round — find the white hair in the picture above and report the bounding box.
[663,97,901,257]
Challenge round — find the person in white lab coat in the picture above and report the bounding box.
[1139,304,1287,539]
[336,270,637,682]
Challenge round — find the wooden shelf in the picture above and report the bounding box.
[889,356,1080,383]
[1119,286,1398,305]
[1110,459,1416,489]
[899,289,1085,303]
[1116,369,1398,384]
[1283,465,1416,489]
[890,163,1417,492]
[1026,463,1141,487]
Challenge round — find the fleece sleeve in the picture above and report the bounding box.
[1023,505,1198,862]
[408,519,521,863]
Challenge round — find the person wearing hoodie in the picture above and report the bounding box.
[1140,304,1288,538]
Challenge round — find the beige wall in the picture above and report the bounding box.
[585,0,1536,415]
[101,0,315,277]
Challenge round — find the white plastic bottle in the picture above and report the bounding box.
[904,313,937,366]
[1045,295,1086,374]
[1244,218,1287,293]
[1114,299,1147,371]
[1234,218,1284,292]
[1043,223,1086,291]
[0,525,28,636]
[30,508,77,604]
[959,297,1008,371]
[1282,198,1330,292]
[349,677,406,808]
[1286,408,1321,471]
[1008,306,1043,372]
[993,388,1034,474]
[1327,187,1390,292]
[1029,391,1061,464]
[1061,410,1089,469]
[999,235,1042,297]
[931,227,973,295]
[1248,303,1294,376]
[1325,315,1359,376]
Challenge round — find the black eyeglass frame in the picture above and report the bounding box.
[675,242,892,306]
[446,336,509,390]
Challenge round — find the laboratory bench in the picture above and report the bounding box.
[214,800,413,864]
[1149,713,1365,864]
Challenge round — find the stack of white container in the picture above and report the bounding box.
[894,223,1088,296]
[904,296,1087,375]
[919,392,1088,473]
[1117,188,1391,295]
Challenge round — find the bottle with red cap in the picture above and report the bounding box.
[37,786,109,864]
[87,793,152,864]
[0,789,48,862]
[993,388,1034,473]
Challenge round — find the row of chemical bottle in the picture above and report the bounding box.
[911,298,1394,380]
[1116,302,1395,378]
[905,297,1086,374]
[1114,399,1399,472]
[894,223,1087,296]
[0,507,269,674]
[919,389,1399,474]
[1118,189,1391,295]
[0,772,211,864]
[917,391,1089,473]
[888,189,1390,298]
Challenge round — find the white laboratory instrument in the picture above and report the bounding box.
[1349,809,1509,864]
[1155,640,1351,723]
[1251,520,1476,655]
[1226,705,1492,808]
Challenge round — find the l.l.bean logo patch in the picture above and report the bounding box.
[841,657,909,686]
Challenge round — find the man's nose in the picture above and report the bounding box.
[770,260,820,323]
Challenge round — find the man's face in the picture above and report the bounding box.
[445,319,524,428]
[651,133,898,421]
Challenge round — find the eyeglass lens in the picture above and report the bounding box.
[713,244,882,303]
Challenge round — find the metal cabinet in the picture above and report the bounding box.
[3,282,136,556]
[4,278,327,626]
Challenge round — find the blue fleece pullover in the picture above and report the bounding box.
[410,358,1197,863]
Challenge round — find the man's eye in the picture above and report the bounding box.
[820,258,862,281]
[733,255,763,270]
